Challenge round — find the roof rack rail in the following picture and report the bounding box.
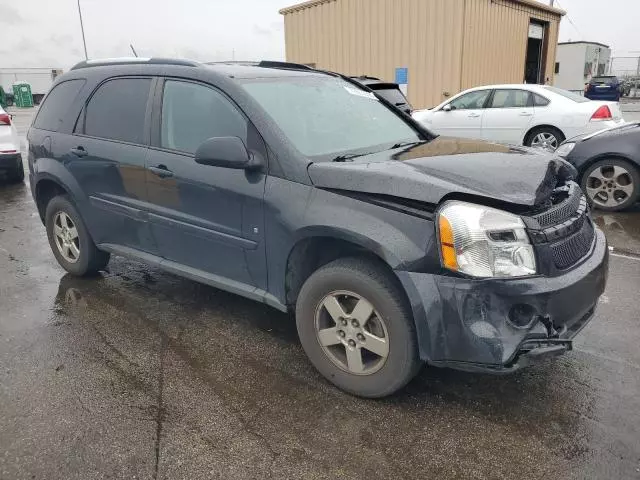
[70,57,200,71]
[257,60,315,71]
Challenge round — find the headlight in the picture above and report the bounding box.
[438,201,536,278]
[555,142,575,157]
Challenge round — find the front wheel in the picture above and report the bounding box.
[524,127,565,150]
[296,257,422,398]
[581,159,640,212]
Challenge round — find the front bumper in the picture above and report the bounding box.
[0,153,21,172]
[396,228,609,373]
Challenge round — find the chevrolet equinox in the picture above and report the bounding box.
[27,59,608,398]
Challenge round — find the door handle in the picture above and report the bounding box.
[148,165,174,178]
[468,113,481,118]
[519,112,533,117]
[70,146,88,157]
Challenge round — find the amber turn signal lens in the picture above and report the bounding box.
[439,216,459,271]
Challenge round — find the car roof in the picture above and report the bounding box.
[69,57,331,80]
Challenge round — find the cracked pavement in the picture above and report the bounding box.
[1,108,640,479]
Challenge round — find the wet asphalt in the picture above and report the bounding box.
[1,108,640,480]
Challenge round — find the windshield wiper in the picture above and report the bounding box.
[332,152,375,162]
[390,140,428,150]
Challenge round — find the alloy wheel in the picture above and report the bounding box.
[53,212,80,263]
[586,165,635,208]
[531,132,559,150]
[314,291,389,375]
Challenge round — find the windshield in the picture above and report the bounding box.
[542,86,590,103]
[241,76,422,159]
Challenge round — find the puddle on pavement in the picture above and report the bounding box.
[593,205,640,255]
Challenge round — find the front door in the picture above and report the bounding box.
[145,79,267,290]
[481,89,535,144]
[429,89,491,140]
[59,76,156,252]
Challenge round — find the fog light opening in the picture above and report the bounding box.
[508,304,538,329]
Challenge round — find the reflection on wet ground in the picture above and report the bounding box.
[1,178,640,479]
[594,204,640,256]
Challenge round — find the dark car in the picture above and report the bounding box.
[585,75,622,102]
[350,76,413,114]
[555,122,640,211]
[27,58,608,398]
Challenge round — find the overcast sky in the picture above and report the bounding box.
[1,0,638,70]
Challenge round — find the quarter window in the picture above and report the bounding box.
[448,90,491,110]
[533,94,551,107]
[161,80,247,154]
[84,78,152,144]
[33,79,86,132]
[489,89,532,108]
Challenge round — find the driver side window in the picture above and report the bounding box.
[448,90,491,110]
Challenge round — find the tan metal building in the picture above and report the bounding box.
[280,0,565,109]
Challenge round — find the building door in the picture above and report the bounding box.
[525,22,546,84]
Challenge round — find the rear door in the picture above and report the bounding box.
[144,78,268,290]
[481,89,535,144]
[61,77,156,252]
[429,89,491,139]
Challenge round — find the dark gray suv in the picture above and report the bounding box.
[27,59,608,398]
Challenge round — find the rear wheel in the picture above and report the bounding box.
[45,195,110,275]
[7,157,24,184]
[296,257,422,398]
[524,126,565,150]
[581,159,640,212]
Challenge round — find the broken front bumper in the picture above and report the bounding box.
[396,228,609,373]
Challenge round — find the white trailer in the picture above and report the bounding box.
[0,68,63,104]
[554,41,611,94]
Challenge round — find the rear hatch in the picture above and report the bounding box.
[587,76,619,96]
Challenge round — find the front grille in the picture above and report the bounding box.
[531,184,583,228]
[551,218,595,269]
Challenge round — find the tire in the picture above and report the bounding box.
[295,257,422,398]
[524,126,565,150]
[45,195,110,276]
[7,157,25,184]
[580,158,640,212]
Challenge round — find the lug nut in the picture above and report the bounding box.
[357,333,365,342]
[348,339,356,348]
[338,330,345,338]
[351,320,359,328]
[340,318,348,326]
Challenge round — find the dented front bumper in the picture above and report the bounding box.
[396,228,609,373]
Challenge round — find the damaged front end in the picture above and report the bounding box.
[397,177,609,373]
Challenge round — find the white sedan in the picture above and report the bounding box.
[412,84,625,149]
[0,106,24,183]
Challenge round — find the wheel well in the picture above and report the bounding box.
[35,179,67,223]
[285,237,389,307]
[524,124,565,144]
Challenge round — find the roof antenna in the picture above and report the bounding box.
[130,44,138,57]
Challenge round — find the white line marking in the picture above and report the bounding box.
[610,252,640,261]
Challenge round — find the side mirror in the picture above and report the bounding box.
[194,136,261,170]
[442,104,452,112]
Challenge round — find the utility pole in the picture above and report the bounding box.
[550,0,554,6]
[77,0,88,60]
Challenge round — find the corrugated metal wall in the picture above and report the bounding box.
[461,0,559,89]
[282,0,562,109]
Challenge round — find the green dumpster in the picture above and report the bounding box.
[0,86,6,109]
[12,82,33,108]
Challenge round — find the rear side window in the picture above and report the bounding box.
[161,80,247,154]
[33,79,86,132]
[83,78,151,144]
[489,89,532,108]
[533,94,550,106]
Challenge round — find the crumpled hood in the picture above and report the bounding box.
[308,137,576,207]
